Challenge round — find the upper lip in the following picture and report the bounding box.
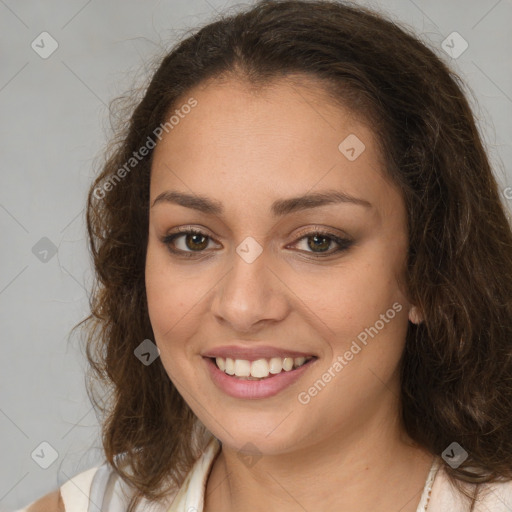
[201,345,317,361]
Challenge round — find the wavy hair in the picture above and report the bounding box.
[72,1,512,510]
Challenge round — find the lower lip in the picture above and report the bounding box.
[203,357,317,399]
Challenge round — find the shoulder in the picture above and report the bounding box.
[25,490,65,512]
[17,465,103,512]
[430,463,512,511]
[19,437,219,512]
[476,477,512,509]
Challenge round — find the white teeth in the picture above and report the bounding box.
[269,357,283,374]
[225,357,235,375]
[282,357,294,371]
[216,357,225,371]
[234,359,251,377]
[294,356,306,367]
[213,355,313,379]
[251,359,270,378]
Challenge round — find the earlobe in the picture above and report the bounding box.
[408,306,423,324]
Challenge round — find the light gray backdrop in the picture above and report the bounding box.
[1,0,511,509]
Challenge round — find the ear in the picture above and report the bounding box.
[408,305,423,324]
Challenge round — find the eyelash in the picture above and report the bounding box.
[161,227,353,259]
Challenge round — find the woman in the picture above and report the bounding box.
[18,1,512,511]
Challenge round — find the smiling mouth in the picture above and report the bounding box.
[209,355,317,380]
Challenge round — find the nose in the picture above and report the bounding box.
[210,245,289,332]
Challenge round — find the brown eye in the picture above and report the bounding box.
[162,228,353,259]
[292,230,354,257]
[183,232,209,251]
[307,234,332,252]
[162,228,215,256]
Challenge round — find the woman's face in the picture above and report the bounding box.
[145,77,419,454]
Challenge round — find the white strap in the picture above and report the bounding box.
[88,464,114,511]
[60,466,100,511]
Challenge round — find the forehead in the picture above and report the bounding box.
[154,75,372,157]
[149,76,400,223]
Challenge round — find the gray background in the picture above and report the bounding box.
[1,0,511,509]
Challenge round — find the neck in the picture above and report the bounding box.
[204,402,434,512]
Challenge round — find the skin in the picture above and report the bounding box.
[145,75,431,512]
[26,490,64,511]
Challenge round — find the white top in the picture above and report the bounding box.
[15,437,512,511]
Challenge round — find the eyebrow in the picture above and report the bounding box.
[151,189,372,216]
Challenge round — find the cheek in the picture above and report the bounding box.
[304,256,409,377]
[144,242,212,375]
[145,243,191,347]
[145,267,190,382]
[298,257,405,330]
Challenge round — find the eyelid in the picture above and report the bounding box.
[286,227,353,256]
[166,226,220,254]
[161,225,353,258]
[291,224,351,241]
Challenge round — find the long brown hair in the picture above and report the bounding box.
[72,1,512,510]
